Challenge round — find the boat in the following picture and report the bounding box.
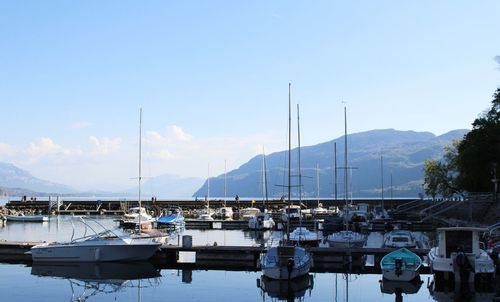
[156,207,185,227]
[312,165,328,216]
[260,83,312,280]
[287,227,320,247]
[427,227,496,283]
[198,164,215,221]
[6,214,48,222]
[257,273,313,301]
[212,206,233,220]
[280,204,301,222]
[326,106,366,248]
[123,207,149,220]
[248,212,275,230]
[380,248,422,281]
[327,230,366,248]
[30,217,161,262]
[384,230,417,248]
[239,206,260,220]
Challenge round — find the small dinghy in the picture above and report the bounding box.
[380,248,422,281]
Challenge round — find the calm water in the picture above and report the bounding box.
[0,216,495,301]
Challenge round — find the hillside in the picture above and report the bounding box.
[193,129,469,198]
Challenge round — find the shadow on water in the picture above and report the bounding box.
[257,273,314,302]
[30,262,161,301]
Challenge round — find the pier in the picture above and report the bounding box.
[0,240,431,273]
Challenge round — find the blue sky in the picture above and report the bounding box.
[0,1,499,191]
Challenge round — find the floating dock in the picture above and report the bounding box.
[0,240,430,273]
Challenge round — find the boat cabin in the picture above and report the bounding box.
[435,227,486,258]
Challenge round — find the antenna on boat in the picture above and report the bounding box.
[224,160,227,207]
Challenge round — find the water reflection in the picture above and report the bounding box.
[257,274,314,302]
[31,262,161,301]
[427,276,497,302]
[380,277,423,302]
[245,230,274,245]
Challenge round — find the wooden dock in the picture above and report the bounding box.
[0,240,431,273]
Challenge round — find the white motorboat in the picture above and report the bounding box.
[30,218,161,262]
[427,227,496,283]
[327,230,366,248]
[384,230,417,248]
[121,212,155,230]
[213,206,233,220]
[240,207,261,220]
[6,214,48,222]
[287,227,321,247]
[123,207,149,220]
[197,205,214,221]
[248,212,275,230]
[281,205,301,222]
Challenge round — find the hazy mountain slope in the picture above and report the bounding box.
[193,129,469,198]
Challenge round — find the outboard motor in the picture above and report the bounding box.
[395,258,403,277]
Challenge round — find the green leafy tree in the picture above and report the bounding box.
[455,88,500,192]
[424,140,462,198]
[424,88,500,195]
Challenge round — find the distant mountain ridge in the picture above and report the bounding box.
[193,129,469,198]
[0,162,76,195]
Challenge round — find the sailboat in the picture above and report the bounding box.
[311,164,328,216]
[287,104,320,247]
[248,149,275,230]
[327,106,366,248]
[214,161,234,220]
[260,83,312,280]
[198,164,214,221]
[122,109,155,231]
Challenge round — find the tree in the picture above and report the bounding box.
[424,140,462,198]
[455,88,500,192]
[424,88,500,195]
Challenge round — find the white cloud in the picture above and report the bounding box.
[88,136,121,155]
[24,137,83,164]
[148,149,174,160]
[171,125,192,141]
[0,143,16,157]
[69,121,93,129]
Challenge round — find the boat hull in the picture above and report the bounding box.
[261,246,312,280]
[382,269,419,282]
[31,242,161,262]
[6,215,48,222]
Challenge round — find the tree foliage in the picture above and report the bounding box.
[424,141,461,198]
[424,88,500,195]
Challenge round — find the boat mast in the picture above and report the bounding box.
[317,164,320,208]
[344,106,348,231]
[224,160,227,207]
[138,108,142,232]
[207,163,210,210]
[287,82,292,239]
[297,103,302,214]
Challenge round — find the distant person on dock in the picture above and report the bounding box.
[235,195,239,202]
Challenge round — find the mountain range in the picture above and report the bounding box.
[193,128,469,198]
[0,129,468,198]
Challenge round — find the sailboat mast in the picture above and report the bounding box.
[138,108,142,231]
[207,163,210,208]
[334,142,337,201]
[317,164,320,208]
[287,83,291,238]
[224,160,227,207]
[344,106,348,206]
[297,103,302,207]
[263,148,269,204]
